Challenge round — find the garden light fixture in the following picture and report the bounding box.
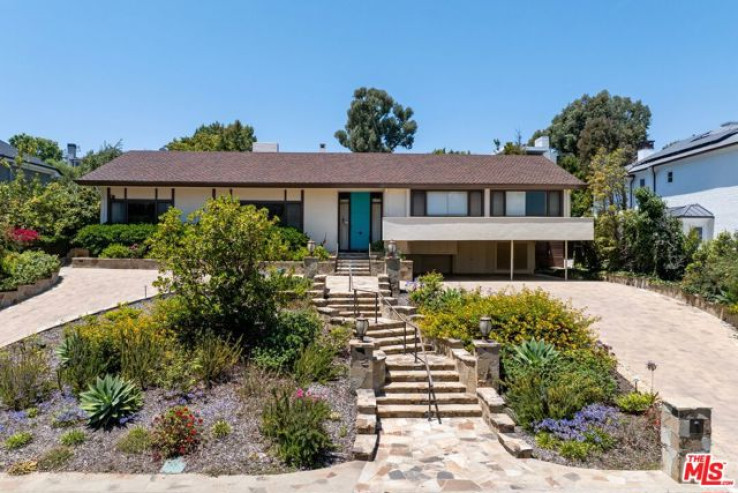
[479,316,492,340]
[307,239,316,254]
[387,240,397,257]
[355,317,369,341]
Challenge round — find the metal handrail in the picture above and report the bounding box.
[377,292,441,423]
[353,288,379,324]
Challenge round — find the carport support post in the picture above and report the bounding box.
[564,240,568,281]
[509,240,514,281]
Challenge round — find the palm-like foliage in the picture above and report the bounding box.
[79,375,142,430]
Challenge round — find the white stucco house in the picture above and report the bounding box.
[627,122,738,241]
[77,148,593,276]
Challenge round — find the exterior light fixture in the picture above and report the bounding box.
[307,239,316,255]
[355,317,369,341]
[479,316,492,340]
[387,240,397,257]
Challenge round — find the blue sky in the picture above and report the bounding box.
[2,1,737,155]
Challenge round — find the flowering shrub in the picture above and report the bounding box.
[261,387,333,467]
[9,228,40,245]
[534,404,619,460]
[151,406,204,459]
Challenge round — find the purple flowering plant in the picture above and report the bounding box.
[534,403,618,443]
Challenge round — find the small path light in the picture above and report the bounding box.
[355,317,369,341]
[307,239,316,255]
[479,316,492,340]
[387,240,397,257]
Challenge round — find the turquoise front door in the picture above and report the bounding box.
[349,192,370,251]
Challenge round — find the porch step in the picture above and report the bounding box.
[338,311,380,318]
[368,320,405,329]
[386,370,460,382]
[365,327,411,338]
[380,343,433,355]
[385,359,455,371]
[325,297,397,306]
[329,291,387,298]
[376,393,477,405]
[384,381,468,394]
[373,335,421,348]
[377,404,482,418]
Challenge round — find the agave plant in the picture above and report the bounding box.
[79,375,143,430]
[511,338,560,368]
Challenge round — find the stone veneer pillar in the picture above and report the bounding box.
[303,256,318,280]
[385,257,401,297]
[349,339,376,391]
[473,340,501,390]
[661,397,712,482]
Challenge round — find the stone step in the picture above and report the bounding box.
[329,291,384,298]
[386,370,460,382]
[368,320,406,329]
[380,343,433,355]
[326,302,380,309]
[307,290,326,297]
[377,274,390,282]
[377,404,482,418]
[378,282,391,290]
[376,393,477,405]
[373,335,421,348]
[325,297,397,306]
[311,298,329,307]
[338,311,380,318]
[385,359,455,371]
[384,381,468,394]
[365,327,412,338]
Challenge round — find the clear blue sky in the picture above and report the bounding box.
[2,1,737,155]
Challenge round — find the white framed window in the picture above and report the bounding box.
[505,191,526,216]
[427,191,468,216]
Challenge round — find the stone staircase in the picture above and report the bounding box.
[335,252,371,276]
[311,274,392,320]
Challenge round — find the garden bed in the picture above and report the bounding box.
[0,270,60,309]
[0,308,356,475]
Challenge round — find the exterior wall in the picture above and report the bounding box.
[303,188,339,251]
[629,145,738,238]
[406,240,536,275]
[383,188,408,217]
[679,217,714,241]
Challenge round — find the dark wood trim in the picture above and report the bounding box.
[171,188,175,204]
[337,192,351,252]
[212,188,216,199]
[124,188,128,223]
[300,190,305,232]
[106,187,111,224]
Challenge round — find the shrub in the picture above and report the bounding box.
[275,226,310,252]
[682,231,738,303]
[60,429,86,446]
[408,272,446,310]
[0,340,50,411]
[99,243,136,259]
[151,406,204,458]
[269,268,312,300]
[509,339,560,369]
[79,375,143,430]
[193,334,242,387]
[615,391,658,414]
[534,404,619,461]
[4,431,33,450]
[116,426,152,454]
[26,407,38,418]
[294,341,339,387]
[1,251,60,289]
[37,446,74,471]
[73,223,157,257]
[417,280,597,352]
[6,460,38,475]
[211,419,232,439]
[261,388,333,467]
[252,309,322,371]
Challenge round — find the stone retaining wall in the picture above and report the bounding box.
[72,257,160,269]
[604,274,738,329]
[0,270,60,309]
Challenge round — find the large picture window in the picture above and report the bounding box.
[241,200,303,230]
[504,191,563,217]
[109,199,173,224]
[411,190,483,217]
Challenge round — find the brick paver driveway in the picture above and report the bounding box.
[445,279,738,479]
[0,266,159,348]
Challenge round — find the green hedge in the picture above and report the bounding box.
[1,251,60,291]
[73,224,158,257]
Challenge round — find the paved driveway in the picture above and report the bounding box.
[0,267,159,348]
[445,279,738,478]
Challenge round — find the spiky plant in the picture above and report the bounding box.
[511,338,560,368]
[79,374,142,430]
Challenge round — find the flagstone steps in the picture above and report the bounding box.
[376,403,482,418]
[376,393,478,405]
[383,381,469,394]
[386,370,461,382]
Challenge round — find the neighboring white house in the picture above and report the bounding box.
[627,122,738,241]
[77,147,593,276]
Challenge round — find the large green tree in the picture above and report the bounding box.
[166,120,256,151]
[9,133,63,163]
[335,87,417,152]
[55,141,123,182]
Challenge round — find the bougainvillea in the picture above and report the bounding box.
[9,228,40,245]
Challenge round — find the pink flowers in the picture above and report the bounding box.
[9,228,39,244]
[293,388,325,402]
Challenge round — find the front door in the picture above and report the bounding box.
[349,192,370,251]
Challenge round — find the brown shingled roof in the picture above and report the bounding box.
[77,151,585,189]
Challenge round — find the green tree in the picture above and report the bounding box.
[166,120,256,151]
[682,232,738,303]
[9,133,63,163]
[148,197,284,342]
[432,148,470,155]
[335,87,417,152]
[589,149,629,271]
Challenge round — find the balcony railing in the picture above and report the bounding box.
[382,216,594,242]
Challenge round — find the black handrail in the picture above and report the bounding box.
[352,288,378,324]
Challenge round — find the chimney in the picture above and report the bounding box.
[533,136,550,149]
[67,143,77,161]
[637,140,655,162]
[319,143,327,152]
[252,142,279,153]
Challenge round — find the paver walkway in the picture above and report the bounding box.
[445,279,738,480]
[357,417,697,492]
[0,267,159,348]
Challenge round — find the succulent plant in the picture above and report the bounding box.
[511,338,560,368]
[79,374,142,430]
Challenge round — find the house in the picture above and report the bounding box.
[0,140,61,184]
[627,122,738,240]
[77,148,593,276]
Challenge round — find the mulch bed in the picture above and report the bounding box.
[0,318,357,475]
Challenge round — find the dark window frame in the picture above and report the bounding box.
[667,171,673,183]
[240,199,303,231]
[411,190,483,217]
[109,198,173,224]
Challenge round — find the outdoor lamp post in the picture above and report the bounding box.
[387,240,397,257]
[355,317,369,341]
[307,239,316,255]
[479,316,492,340]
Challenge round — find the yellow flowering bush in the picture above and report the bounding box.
[418,287,597,351]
